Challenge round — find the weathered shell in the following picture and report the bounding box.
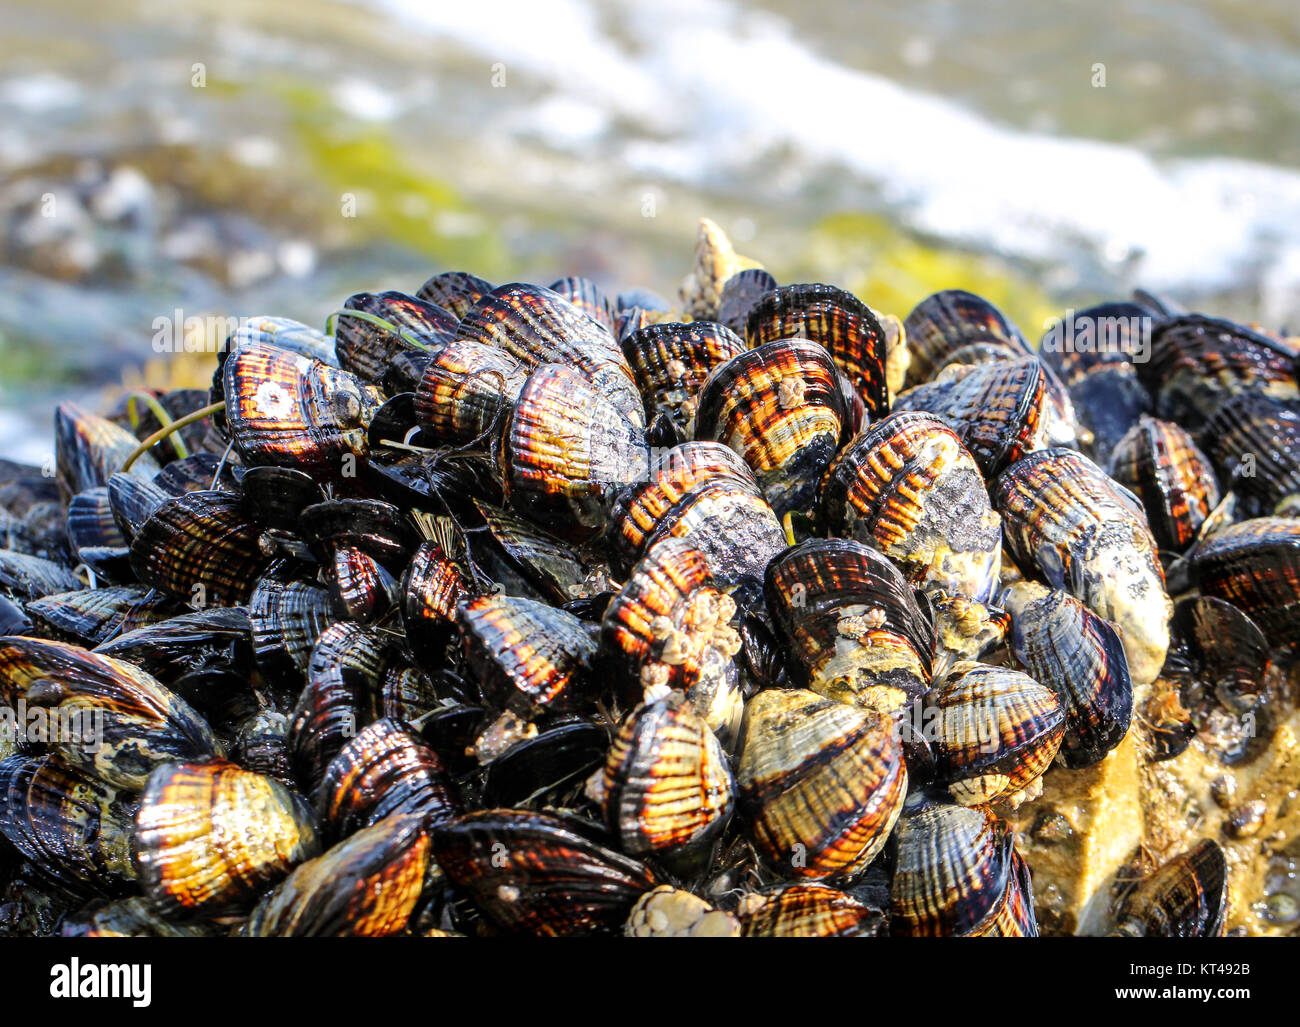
[416,270,493,319]
[1112,839,1227,937]
[620,321,747,437]
[902,290,1030,387]
[0,550,82,601]
[1200,391,1300,518]
[821,411,1002,602]
[55,402,160,495]
[1191,517,1300,645]
[24,585,176,645]
[335,290,458,384]
[431,809,657,936]
[765,538,934,715]
[625,885,742,937]
[499,363,649,542]
[928,661,1064,807]
[0,636,220,790]
[928,590,1011,682]
[693,339,848,518]
[678,217,763,321]
[893,357,1049,479]
[745,283,890,419]
[736,688,907,881]
[413,337,528,446]
[133,760,320,920]
[601,694,734,865]
[995,448,1171,686]
[1106,416,1220,552]
[1002,581,1133,768]
[740,883,887,938]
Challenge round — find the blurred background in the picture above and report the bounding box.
[2,0,1299,462]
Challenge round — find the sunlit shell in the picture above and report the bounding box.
[1191,517,1300,645]
[902,290,1030,387]
[620,321,747,436]
[415,269,493,319]
[678,216,764,321]
[1112,839,1227,938]
[1200,391,1300,518]
[335,290,458,384]
[55,402,160,495]
[625,885,742,937]
[740,884,886,938]
[1106,416,1219,552]
[413,337,528,446]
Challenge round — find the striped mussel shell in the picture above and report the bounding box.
[300,498,415,569]
[401,540,469,664]
[0,550,82,602]
[933,339,1022,374]
[234,710,294,788]
[458,283,645,428]
[607,440,755,575]
[1191,517,1300,646]
[61,896,217,938]
[431,808,658,936]
[224,314,338,366]
[620,321,747,437]
[474,499,587,603]
[1112,839,1227,937]
[66,486,130,577]
[625,885,742,937]
[329,546,399,623]
[694,338,848,519]
[736,688,906,881]
[133,759,320,920]
[249,576,335,688]
[0,636,220,790]
[745,283,890,420]
[820,411,1003,602]
[929,590,1012,683]
[55,402,160,495]
[549,276,614,331]
[1201,391,1300,518]
[1138,314,1299,430]
[412,337,528,446]
[927,661,1064,807]
[739,884,887,938]
[765,538,934,716]
[237,465,325,531]
[893,356,1049,480]
[222,343,379,477]
[24,585,176,646]
[458,593,598,718]
[1002,581,1132,768]
[1165,595,1269,715]
[128,489,272,606]
[499,363,649,542]
[1068,364,1154,468]
[289,622,391,795]
[106,471,169,543]
[995,448,1171,686]
[902,290,1031,388]
[94,605,252,685]
[0,753,137,900]
[379,663,441,725]
[415,269,494,319]
[599,536,742,741]
[601,693,735,867]
[335,290,458,384]
[1038,301,1155,386]
[244,813,433,937]
[1106,416,1220,552]
[717,267,777,336]
[890,797,1036,937]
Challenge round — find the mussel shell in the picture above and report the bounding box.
[481,720,608,807]
[0,635,220,790]
[224,315,338,366]
[55,403,160,495]
[1038,301,1156,384]
[412,337,528,446]
[740,883,887,938]
[693,338,847,518]
[24,585,177,646]
[133,759,320,920]
[821,411,1003,602]
[549,276,614,330]
[66,487,130,577]
[1200,390,1300,518]
[1165,595,1269,711]
[902,290,1030,387]
[329,546,398,623]
[416,270,493,320]
[745,283,889,419]
[1106,416,1219,552]
[473,500,586,604]
[249,576,335,688]
[620,321,747,436]
[106,471,169,543]
[300,498,415,569]
[1069,363,1154,466]
[94,605,252,685]
[237,465,326,531]
[430,809,657,936]
[1113,839,1227,938]
[765,538,934,715]
[736,688,907,881]
[61,896,217,937]
[0,551,82,602]
[1191,517,1300,645]
[335,290,458,384]
[233,710,294,788]
[717,267,777,337]
[401,540,469,665]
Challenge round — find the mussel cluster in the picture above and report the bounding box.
[2,217,1297,938]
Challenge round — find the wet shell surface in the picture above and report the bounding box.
[1191,517,1300,645]
[1106,416,1219,552]
[740,883,887,938]
[620,321,747,437]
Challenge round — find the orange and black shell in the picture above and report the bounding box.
[1191,517,1300,645]
[735,688,907,881]
[412,337,528,446]
[335,290,458,385]
[66,485,129,576]
[892,356,1047,479]
[620,320,748,436]
[1113,839,1227,938]
[764,538,935,713]
[1038,301,1154,386]
[549,276,615,331]
[300,498,415,570]
[457,283,645,429]
[222,343,379,477]
[128,489,272,607]
[133,759,320,920]
[1138,314,1299,430]
[379,663,440,725]
[244,813,433,937]
[474,499,587,604]
[693,338,848,518]
[457,593,598,717]
[0,635,219,791]
[606,440,755,574]
[430,808,658,936]
[889,799,1033,936]
[400,540,469,663]
[744,283,889,419]
[498,363,649,543]
[1165,595,1269,714]
[107,471,169,542]
[55,402,160,496]
[1106,416,1220,551]
[25,584,176,647]
[1006,586,1132,769]
[740,884,887,938]
[415,269,493,320]
[329,546,398,623]
[717,267,778,337]
[0,753,136,900]
[902,289,1031,387]
[289,621,391,796]
[249,576,335,687]
[602,693,734,860]
[1201,390,1300,518]
[928,662,1064,805]
[316,718,461,840]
